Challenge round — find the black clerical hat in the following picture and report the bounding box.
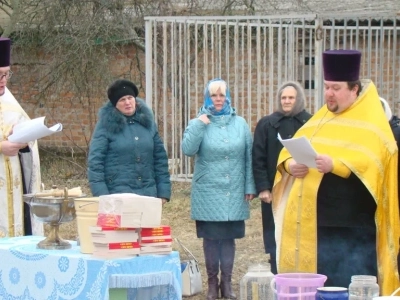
[0,38,11,67]
[323,49,361,82]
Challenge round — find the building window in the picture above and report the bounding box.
[299,56,315,90]
[304,80,315,89]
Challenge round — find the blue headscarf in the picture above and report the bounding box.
[203,78,232,116]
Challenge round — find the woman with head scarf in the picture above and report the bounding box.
[252,81,312,274]
[182,78,256,300]
[88,79,171,203]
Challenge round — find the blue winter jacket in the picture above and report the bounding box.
[182,107,256,221]
[88,99,171,199]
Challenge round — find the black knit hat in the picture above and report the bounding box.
[0,38,11,67]
[107,79,139,106]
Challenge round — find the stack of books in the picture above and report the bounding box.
[90,226,140,258]
[139,225,173,255]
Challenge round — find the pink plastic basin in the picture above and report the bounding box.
[271,273,327,300]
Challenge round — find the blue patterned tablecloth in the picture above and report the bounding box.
[0,236,182,300]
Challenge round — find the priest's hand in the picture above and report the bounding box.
[1,141,28,156]
[259,190,273,203]
[161,198,167,205]
[315,154,333,173]
[288,159,309,178]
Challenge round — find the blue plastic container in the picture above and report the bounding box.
[316,287,349,300]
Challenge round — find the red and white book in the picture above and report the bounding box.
[140,226,171,237]
[107,241,140,250]
[91,226,137,231]
[140,235,172,241]
[89,226,139,243]
[139,238,172,247]
[94,241,140,249]
[140,244,172,255]
[92,241,140,258]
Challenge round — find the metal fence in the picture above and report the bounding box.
[144,13,400,181]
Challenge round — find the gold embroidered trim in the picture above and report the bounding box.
[5,158,14,237]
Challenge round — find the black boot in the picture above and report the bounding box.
[204,238,220,300]
[219,239,237,299]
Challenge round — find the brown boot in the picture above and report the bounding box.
[219,239,237,299]
[207,280,219,300]
[220,280,236,299]
[204,238,220,300]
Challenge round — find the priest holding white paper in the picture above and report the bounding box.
[8,116,62,143]
[0,37,43,237]
[277,133,317,168]
[273,50,399,294]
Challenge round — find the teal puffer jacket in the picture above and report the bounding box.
[182,107,256,221]
[88,99,171,199]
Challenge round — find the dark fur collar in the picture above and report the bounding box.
[98,98,154,134]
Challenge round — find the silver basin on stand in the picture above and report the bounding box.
[23,187,79,250]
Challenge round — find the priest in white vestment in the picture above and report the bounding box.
[0,37,42,237]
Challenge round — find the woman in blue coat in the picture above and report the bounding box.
[88,79,171,203]
[182,78,256,300]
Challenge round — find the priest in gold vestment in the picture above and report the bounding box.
[273,50,399,295]
[0,38,42,237]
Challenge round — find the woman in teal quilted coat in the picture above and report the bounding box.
[182,78,256,300]
[88,79,171,203]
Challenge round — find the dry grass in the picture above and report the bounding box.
[40,154,268,299]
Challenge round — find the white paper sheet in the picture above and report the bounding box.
[8,116,62,143]
[278,133,318,168]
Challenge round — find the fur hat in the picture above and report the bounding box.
[323,50,361,82]
[107,79,139,106]
[0,38,11,67]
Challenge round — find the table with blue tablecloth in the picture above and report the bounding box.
[0,236,182,300]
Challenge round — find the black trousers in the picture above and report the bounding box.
[317,226,377,287]
[24,202,32,235]
[261,201,277,274]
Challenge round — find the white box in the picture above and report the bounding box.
[98,193,162,228]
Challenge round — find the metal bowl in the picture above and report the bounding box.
[23,196,76,224]
[23,188,85,250]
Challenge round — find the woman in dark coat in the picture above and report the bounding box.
[88,79,171,203]
[252,81,312,273]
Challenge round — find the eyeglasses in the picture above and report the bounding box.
[0,71,13,80]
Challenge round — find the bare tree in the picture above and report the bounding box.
[0,1,166,156]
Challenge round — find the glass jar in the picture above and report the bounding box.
[240,263,275,300]
[348,275,379,300]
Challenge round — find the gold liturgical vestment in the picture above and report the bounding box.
[0,87,42,237]
[273,80,400,295]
